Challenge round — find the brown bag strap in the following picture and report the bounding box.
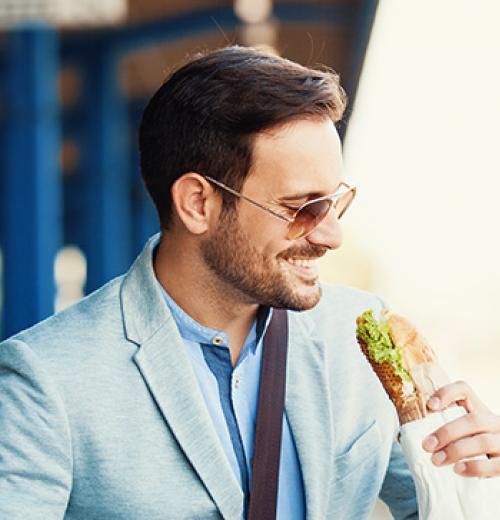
[248,308,289,520]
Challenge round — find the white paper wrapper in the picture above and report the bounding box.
[399,406,500,520]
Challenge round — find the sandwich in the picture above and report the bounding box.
[357,311,500,520]
[356,309,448,424]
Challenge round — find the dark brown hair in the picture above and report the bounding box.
[139,45,347,228]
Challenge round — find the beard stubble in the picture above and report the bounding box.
[200,209,326,311]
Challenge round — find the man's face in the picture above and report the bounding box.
[201,118,344,310]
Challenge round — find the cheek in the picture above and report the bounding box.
[238,207,290,254]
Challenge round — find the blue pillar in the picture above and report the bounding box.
[0,25,61,339]
[129,98,158,257]
[79,45,131,293]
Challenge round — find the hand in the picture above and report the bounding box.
[421,380,500,477]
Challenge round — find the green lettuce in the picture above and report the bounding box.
[357,310,411,382]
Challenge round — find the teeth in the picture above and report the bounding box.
[286,258,314,268]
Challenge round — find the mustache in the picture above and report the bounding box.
[278,244,329,260]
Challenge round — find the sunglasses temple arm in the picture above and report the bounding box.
[238,194,292,223]
[205,176,292,223]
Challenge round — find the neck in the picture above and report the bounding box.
[154,233,259,365]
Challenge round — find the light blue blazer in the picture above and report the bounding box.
[0,235,417,519]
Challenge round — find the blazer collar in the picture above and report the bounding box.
[120,234,168,346]
[120,235,244,520]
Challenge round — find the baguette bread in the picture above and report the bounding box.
[356,309,448,424]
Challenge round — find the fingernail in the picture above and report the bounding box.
[455,462,466,474]
[433,451,446,465]
[422,435,438,451]
[428,397,441,410]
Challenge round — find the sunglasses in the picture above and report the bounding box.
[203,175,356,240]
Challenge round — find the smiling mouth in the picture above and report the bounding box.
[282,256,320,282]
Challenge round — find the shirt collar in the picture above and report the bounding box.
[158,282,271,353]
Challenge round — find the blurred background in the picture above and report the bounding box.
[0,1,499,518]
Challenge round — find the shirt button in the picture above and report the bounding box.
[212,336,224,346]
[234,375,241,389]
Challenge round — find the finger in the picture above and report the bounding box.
[427,381,489,414]
[422,412,500,452]
[431,434,500,466]
[454,457,500,478]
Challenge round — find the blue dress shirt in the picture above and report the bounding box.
[160,286,305,519]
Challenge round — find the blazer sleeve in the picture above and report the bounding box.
[379,438,418,520]
[0,339,72,519]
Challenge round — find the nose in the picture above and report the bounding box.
[305,211,343,250]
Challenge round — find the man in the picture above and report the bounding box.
[1,46,499,519]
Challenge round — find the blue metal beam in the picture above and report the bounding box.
[273,4,355,25]
[1,25,61,339]
[62,4,355,62]
[78,45,132,293]
[344,0,379,115]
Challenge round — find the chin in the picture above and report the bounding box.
[276,284,322,311]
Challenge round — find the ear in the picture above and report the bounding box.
[171,173,220,234]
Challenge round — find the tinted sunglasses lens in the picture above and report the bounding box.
[287,199,332,239]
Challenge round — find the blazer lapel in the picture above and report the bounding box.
[121,236,243,520]
[285,313,334,520]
